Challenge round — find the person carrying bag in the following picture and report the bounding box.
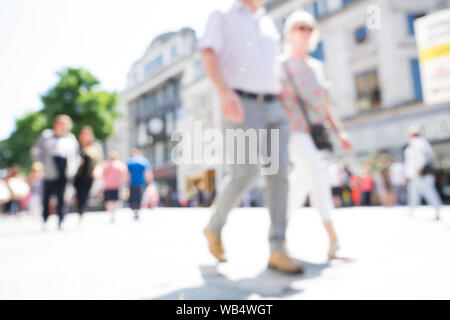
[279,10,353,260]
[283,61,332,151]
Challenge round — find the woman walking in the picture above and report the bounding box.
[74,126,103,222]
[99,151,127,223]
[5,165,29,215]
[280,11,352,259]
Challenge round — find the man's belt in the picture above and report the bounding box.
[234,89,277,103]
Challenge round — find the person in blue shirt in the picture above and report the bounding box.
[127,148,153,220]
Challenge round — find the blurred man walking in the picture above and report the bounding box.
[127,149,153,220]
[404,126,442,220]
[200,0,302,273]
[31,115,80,230]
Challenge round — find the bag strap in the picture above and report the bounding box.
[283,61,312,127]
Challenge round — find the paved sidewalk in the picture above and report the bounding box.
[1,206,449,299]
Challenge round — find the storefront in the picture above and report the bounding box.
[153,166,177,206]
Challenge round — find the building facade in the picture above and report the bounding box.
[109,28,197,200]
[177,51,223,198]
[267,0,450,202]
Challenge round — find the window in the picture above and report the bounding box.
[355,70,381,111]
[170,46,178,60]
[154,142,165,166]
[144,55,164,77]
[194,60,205,79]
[303,2,315,17]
[165,83,174,104]
[407,13,425,35]
[313,1,320,19]
[137,123,148,146]
[156,89,165,108]
[145,94,156,115]
[172,81,181,105]
[342,0,357,6]
[147,145,155,166]
[310,41,325,61]
[279,17,287,34]
[174,107,183,123]
[165,111,174,136]
[354,26,368,44]
[410,59,423,101]
[137,99,146,118]
[317,0,328,18]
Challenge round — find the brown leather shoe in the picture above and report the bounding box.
[204,228,227,262]
[268,252,303,274]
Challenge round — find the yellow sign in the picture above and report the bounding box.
[415,8,450,105]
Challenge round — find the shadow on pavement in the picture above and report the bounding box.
[152,260,330,300]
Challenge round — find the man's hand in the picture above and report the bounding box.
[338,131,353,151]
[219,89,244,124]
[202,49,244,123]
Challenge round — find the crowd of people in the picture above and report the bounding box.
[0,115,159,229]
[324,127,443,220]
[0,114,220,223]
[0,0,445,276]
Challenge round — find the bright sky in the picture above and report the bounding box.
[0,0,234,140]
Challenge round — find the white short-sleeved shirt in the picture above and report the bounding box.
[404,136,434,179]
[199,1,281,95]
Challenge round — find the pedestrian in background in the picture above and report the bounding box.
[28,162,44,217]
[0,176,12,212]
[74,126,103,222]
[361,167,374,206]
[31,115,80,230]
[404,126,442,220]
[328,162,344,208]
[390,157,407,205]
[127,148,153,220]
[280,10,352,259]
[341,166,353,207]
[5,165,29,215]
[350,172,361,206]
[200,0,302,273]
[99,151,127,223]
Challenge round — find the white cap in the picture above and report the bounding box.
[283,10,320,52]
[407,124,422,137]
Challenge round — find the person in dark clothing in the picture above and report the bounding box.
[31,115,80,230]
[74,126,103,221]
[361,168,374,206]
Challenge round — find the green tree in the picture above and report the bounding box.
[0,68,119,169]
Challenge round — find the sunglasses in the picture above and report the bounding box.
[293,25,313,32]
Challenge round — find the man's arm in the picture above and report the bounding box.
[202,49,244,123]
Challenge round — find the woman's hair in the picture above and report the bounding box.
[80,125,94,135]
[283,10,320,54]
[108,150,119,160]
